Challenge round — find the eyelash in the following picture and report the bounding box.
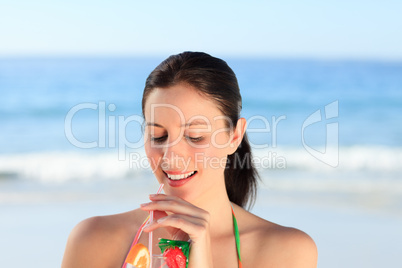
[150,135,204,143]
[150,135,167,143]
[187,136,203,142]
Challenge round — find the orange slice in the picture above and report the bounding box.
[126,243,150,268]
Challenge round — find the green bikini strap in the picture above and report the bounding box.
[231,204,242,266]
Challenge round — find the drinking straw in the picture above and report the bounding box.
[122,216,151,268]
[132,215,150,246]
[149,183,164,268]
[159,261,167,268]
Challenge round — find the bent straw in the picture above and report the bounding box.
[122,184,165,268]
[132,215,150,246]
[122,215,151,268]
[131,183,164,246]
[149,183,164,268]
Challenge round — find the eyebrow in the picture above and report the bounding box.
[146,119,210,128]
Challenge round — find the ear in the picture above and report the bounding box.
[228,118,247,155]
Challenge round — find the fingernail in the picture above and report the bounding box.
[149,194,157,198]
[140,202,150,207]
[157,217,166,223]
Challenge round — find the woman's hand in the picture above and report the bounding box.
[140,194,213,268]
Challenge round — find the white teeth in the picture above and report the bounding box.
[166,171,196,180]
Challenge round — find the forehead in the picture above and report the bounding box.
[144,84,223,125]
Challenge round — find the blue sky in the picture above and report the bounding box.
[1,0,401,60]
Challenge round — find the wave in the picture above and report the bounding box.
[0,146,401,184]
[253,145,402,173]
[0,151,149,183]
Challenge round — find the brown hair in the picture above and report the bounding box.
[142,52,259,209]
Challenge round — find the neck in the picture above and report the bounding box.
[191,179,234,238]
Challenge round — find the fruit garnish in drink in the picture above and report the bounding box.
[125,243,150,268]
[163,247,187,268]
[159,239,190,268]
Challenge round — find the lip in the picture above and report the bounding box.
[163,170,197,187]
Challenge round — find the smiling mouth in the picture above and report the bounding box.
[163,171,197,181]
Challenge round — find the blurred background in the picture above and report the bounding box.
[1,1,401,267]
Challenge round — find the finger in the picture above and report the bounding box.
[142,210,177,237]
[148,194,189,204]
[152,210,168,221]
[144,214,201,231]
[140,202,208,221]
[140,199,209,220]
[143,214,209,237]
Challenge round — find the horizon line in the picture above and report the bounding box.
[1,53,402,63]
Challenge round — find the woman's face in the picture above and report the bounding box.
[143,83,237,202]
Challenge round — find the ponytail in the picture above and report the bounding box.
[225,133,259,210]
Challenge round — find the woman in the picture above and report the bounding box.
[62,52,317,267]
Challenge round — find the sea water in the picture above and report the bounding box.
[0,57,402,267]
[1,57,401,186]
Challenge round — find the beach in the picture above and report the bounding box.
[1,172,401,268]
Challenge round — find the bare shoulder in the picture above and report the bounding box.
[260,224,318,267]
[61,208,147,268]
[236,206,317,268]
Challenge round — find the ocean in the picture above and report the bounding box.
[1,57,401,184]
[1,57,402,267]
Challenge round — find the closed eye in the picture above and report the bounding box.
[186,136,204,142]
[150,135,167,143]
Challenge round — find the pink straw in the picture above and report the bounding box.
[149,183,164,268]
[122,184,164,268]
[131,215,150,246]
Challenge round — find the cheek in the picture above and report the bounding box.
[195,144,229,173]
[209,131,232,156]
[144,142,163,171]
[145,144,166,184]
[212,129,230,145]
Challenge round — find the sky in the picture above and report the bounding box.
[1,0,402,60]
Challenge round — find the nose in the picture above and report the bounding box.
[162,136,188,170]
